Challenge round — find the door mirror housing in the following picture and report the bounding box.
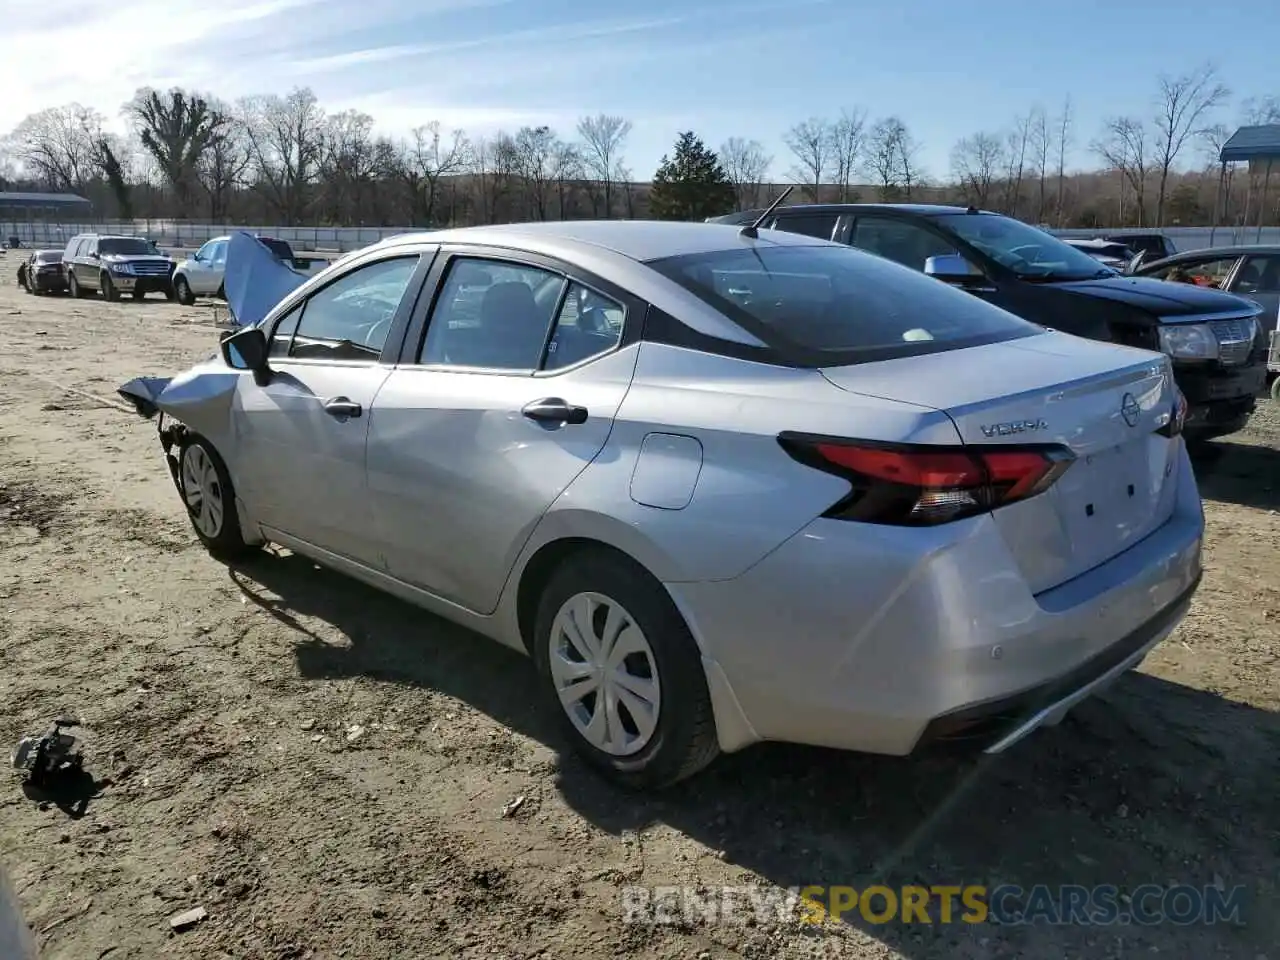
[924,253,984,283]
[220,326,272,386]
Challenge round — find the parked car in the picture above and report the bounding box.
[1093,231,1178,262]
[172,235,324,305]
[15,248,68,294]
[1131,245,1280,336]
[1063,238,1138,271]
[119,221,1204,790]
[709,204,1266,441]
[61,234,176,301]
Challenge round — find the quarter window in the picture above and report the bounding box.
[544,282,625,370]
[771,213,840,241]
[420,257,566,370]
[268,303,304,357]
[283,256,419,362]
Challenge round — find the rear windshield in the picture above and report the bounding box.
[258,238,293,260]
[35,252,62,263]
[647,243,1042,364]
[99,238,158,256]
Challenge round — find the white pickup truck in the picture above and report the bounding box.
[171,235,327,305]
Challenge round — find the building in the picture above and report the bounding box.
[0,191,92,247]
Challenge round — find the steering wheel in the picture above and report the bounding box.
[1004,244,1044,269]
[364,314,393,351]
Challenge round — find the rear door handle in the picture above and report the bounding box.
[522,397,588,425]
[323,396,362,420]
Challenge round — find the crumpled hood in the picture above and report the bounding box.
[1051,274,1260,318]
[222,231,309,327]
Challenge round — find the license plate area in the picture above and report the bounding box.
[1056,438,1165,542]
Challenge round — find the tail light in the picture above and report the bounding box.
[778,433,1075,526]
[1158,390,1188,438]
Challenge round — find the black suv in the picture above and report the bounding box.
[709,204,1267,440]
[62,234,177,301]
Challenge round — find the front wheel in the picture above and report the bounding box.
[534,549,719,790]
[176,435,255,561]
[101,273,119,301]
[67,273,82,298]
[173,275,195,306]
[1271,375,1280,403]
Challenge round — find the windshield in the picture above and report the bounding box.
[35,252,62,263]
[99,237,159,256]
[257,237,293,260]
[937,214,1111,281]
[648,244,1042,364]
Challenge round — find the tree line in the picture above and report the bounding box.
[1,62,1277,230]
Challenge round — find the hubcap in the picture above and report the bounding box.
[549,592,660,757]
[180,445,224,538]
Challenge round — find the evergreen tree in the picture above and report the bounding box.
[648,131,736,221]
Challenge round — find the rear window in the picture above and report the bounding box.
[98,237,157,256]
[35,252,62,263]
[258,238,294,260]
[647,244,1042,365]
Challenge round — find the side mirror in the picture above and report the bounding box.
[924,253,983,283]
[88,251,100,260]
[219,326,272,386]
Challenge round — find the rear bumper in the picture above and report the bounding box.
[668,442,1205,756]
[31,271,67,291]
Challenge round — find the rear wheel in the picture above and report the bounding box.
[174,275,195,306]
[533,549,719,790]
[176,435,255,561]
[19,269,31,293]
[101,273,119,301]
[67,272,82,298]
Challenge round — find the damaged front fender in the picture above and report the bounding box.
[116,365,242,439]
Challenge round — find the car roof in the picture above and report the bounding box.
[365,219,835,263]
[712,203,982,223]
[1155,244,1280,259]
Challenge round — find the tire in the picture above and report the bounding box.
[132,288,145,300]
[533,548,719,790]
[215,281,225,300]
[174,275,195,306]
[176,434,256,561]
[102,273,119,302]
[67,272,82,298]
[1271,375,1280,404]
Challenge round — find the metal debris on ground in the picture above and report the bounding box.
[501,795,526,818]
[168,906,207,931]
[11,718,84,788]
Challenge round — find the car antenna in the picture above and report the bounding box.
[739,185,794,239]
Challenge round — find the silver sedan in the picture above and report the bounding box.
[119,220,1205,789]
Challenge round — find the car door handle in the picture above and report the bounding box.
[322,396,362,420]
[522,397,588,425]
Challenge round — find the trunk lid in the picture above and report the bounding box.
[820,332,1182,594]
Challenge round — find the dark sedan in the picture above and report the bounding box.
[16,249,68,295]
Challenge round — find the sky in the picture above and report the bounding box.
[1,0,1278,182]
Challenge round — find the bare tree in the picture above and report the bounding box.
[866,117,918,200]
[576,114,631,218]
[9,104,104,192]
[1152,63,1230,225]
[396,121,470,226]
[199,106,251,221]
[551,140,583,218]
[317,110,377,224]
[1093,117,1150,225]
[240,87,326,224]
[1030,106,1050,221]
[950,132,1004,207]
[513,126,557,220]
[1241,95,1280,125]
[1054,95,1074,226]
[718,136,771,210]
[1001,113,1033,216]
[126,87,226,216]
[784,118,832,201]
[829,108,867,201]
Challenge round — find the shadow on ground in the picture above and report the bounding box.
[1192,440,1280,511]
[231,552,1279,957]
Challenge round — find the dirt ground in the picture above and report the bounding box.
[0,255,1277,960]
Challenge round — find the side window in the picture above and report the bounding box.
[194,241,215,262]
[420,257,565,370]
[771,213,839,240]
[65,240,80,259]
[544,282,625,370]
[850,217,958,270]
[1233,255,1280,294]
[287,256,419,362]
[1154,257,1238,288]
[268,302,304,357]
[210,240,228,266]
